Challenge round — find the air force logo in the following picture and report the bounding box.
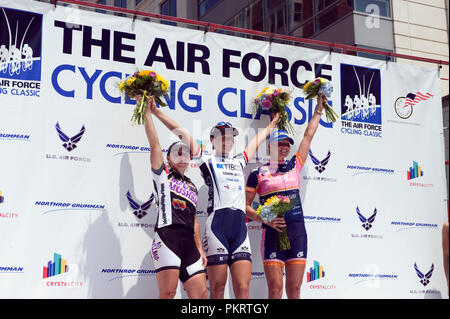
[414,263,434,286]
[357,206,377,231]
[126,191,154,219]
[309,149,331,173]
[55,122,85,152]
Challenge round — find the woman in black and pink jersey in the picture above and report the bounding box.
[143,96,207,299]
[245,94,325,299]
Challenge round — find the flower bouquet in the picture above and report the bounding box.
[255,195,295,250]
[253,87,295,135]
[119,70,169,125]
[301,78,338,123]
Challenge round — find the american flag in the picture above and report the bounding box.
[404,92,433,107]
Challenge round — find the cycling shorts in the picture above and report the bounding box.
[203,208,251,266]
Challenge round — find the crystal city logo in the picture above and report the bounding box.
[394,92,433,120]
[303,148,337,183]
[0,189,19,220]
[45,122,91,163]
[351,206,383,239]
[118,191,155,229]
[0,7,42,97]
[306,260,336,290]
[42,253,83,287]
[340,64,382,138]
[407,161,433,188]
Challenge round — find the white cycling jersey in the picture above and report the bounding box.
[197,152,248,214]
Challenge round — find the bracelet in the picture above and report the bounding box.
[314,109,323,116]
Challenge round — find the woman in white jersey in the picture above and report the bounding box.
[149,104,279,298]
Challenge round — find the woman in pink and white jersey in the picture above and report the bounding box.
[245,94,325,299]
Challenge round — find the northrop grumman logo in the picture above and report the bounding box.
[357,206,377,231]
[56,122,85,152]
[414,263,434,287]
[126,191,154,219]
[309,149,331,173]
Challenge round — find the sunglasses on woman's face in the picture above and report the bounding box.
[278,142,291,148]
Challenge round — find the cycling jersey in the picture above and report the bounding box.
[152,164,198,230]
[151,164,205,280]
[197,151,251,266]
[246,152,306,226]
[198,152,248,214]
[246,152,307,265]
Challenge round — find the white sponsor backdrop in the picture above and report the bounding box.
[0,0,448,299]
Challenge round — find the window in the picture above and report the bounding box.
[293,2,302,22]
[96,0,106,14]
[199,0,222,18]
[354,0,391,18]
[114,0,127,17]
[161,0,177,26]
[356,45,395,61]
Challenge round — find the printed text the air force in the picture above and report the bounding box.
[52,21,333,126]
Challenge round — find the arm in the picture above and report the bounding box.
[143,97,164,171]
[297,94,325,162]
[443,222,449,292]
[151,105,200,157]
[194,214,207,267]
[244,112,280,161]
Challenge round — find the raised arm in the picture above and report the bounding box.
[244,112,280,161]
[143,97,164,170]
[151,105,200,157]
[297,94,325,161]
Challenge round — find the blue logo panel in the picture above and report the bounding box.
[0,7,42,81]
[340,64,381,125]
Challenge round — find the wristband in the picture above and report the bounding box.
[314,109,323,116]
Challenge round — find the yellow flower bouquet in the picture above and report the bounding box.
[255,195,295,250]
[119,70,169,125]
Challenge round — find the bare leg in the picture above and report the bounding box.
[207,264,228,299]
[285,262,306,299]
[230,260,252,299]
[443,222,449,295]
[183,272,207,299]
[156,269,179,299]
[263,262,284,299]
